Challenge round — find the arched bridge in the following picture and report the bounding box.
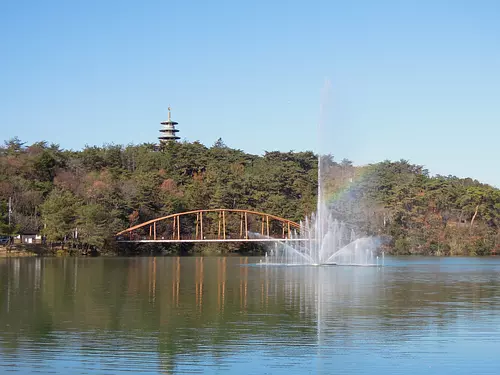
[116,209,304,243]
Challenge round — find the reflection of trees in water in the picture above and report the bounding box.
[1,258,500,373]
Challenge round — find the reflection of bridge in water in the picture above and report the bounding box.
[145,256,249,314]
[116,209,305,243]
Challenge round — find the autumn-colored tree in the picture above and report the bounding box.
[0,138,498,255]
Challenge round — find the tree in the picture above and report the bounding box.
[40,189,79,242]
[76,204,117,249]
[3,137,25,154]
[212,138,227,149]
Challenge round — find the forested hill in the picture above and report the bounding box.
[0,137,499,255]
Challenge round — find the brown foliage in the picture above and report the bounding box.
[0,181,14,197]
[193,171,204,182]
[54,170,81,193]
[160,179,184,198]
[129,210,139,225]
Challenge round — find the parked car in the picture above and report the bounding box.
[0,236,11,245]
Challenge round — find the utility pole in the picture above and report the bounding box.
[8,197,12,228]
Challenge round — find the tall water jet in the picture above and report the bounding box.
[263,82,379,266]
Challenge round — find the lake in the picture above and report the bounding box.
[1,256,500,374]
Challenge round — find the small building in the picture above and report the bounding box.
[159,107,180,144]
[14,233,42,244]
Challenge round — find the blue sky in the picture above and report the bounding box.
[1,0,499,187]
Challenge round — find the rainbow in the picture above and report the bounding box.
[319,165,374,206]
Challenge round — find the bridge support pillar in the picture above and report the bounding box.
[172,217,175,240]
[200,212,203,240]
[177,215,180,240]
[222,210,226,240]
[244,212,248,239]
[240,213,243,238]
[195,213,199,240]
[218,212,221,239]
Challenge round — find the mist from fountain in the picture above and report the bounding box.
[262,155,380,266]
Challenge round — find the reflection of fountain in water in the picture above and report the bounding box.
[259,264,383,344]
[263,155,380,266]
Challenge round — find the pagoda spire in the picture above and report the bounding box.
[159,106,180,144]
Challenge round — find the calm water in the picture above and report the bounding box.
[1,256,500,374]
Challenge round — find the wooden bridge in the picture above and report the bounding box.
[116,209,304,243]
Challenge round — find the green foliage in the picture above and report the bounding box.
[0,138,498,255]
[394,238,411,255]
[40,188,79,241]
[76,204,114,248]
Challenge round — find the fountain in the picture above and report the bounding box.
[262,155,380,266]
[260,81,380,266]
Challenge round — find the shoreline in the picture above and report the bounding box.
[1,245,498,258]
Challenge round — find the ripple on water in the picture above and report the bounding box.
[1,257,500,374]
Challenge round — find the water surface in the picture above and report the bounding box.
[1,256,500,374]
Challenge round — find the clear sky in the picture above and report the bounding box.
[1,0,499,187]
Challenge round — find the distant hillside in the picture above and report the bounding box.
[1,137,499,255]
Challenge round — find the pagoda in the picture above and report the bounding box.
[159,107,180,144]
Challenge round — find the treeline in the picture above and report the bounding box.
[0,137,498,255]
[320,158,500,255]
